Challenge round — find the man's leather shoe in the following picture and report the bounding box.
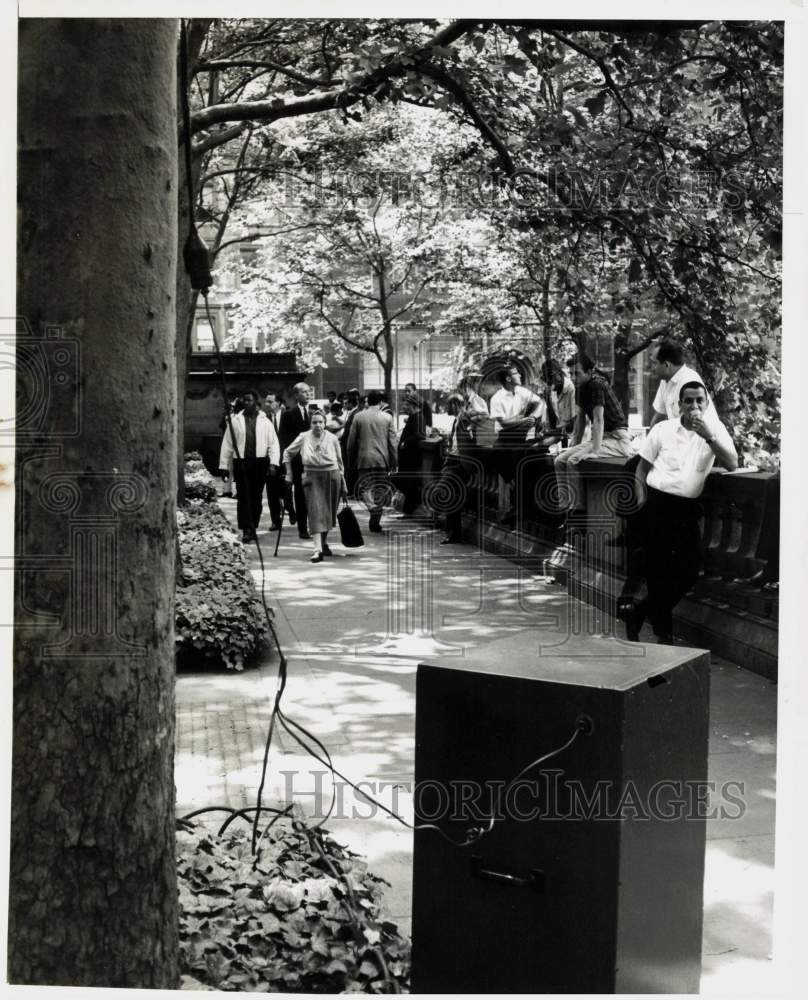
[322,543,333,556]
[620,598,646,642]
[269,523,281,531]
[624,606,645,642]
[299,531,312,540]
[287,510,297,525]
[310,552,324,564]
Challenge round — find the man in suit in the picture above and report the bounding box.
[396,394,428,516]
[262,390,284,530]
[340,388,362,496]
[347,389,397,533]
[279,381,313,539]
[405,381,433,427]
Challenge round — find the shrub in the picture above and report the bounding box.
[185,451,219,503]
[176,502,267,670]
[177,819,411,993]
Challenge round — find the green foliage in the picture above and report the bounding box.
[193,20,782,468]
[177,820,411,993]
[176,502,267,670]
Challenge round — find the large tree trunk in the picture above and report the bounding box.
[13,18,179,987]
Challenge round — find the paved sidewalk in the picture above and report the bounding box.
[176,499,777,994]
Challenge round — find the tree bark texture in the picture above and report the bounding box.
[13,19,179,987]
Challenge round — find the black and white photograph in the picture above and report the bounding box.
[2,2,805,995]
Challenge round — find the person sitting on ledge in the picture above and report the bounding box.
[553,352,633,517]
[627,381,737,644]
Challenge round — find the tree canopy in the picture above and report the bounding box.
[186,18,782,467]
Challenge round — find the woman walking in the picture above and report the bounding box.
[282,410,348,563]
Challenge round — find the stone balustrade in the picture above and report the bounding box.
[423,441,779,679]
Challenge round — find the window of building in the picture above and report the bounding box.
[194,319,215,353]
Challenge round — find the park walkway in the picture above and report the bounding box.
[175,499,777,995]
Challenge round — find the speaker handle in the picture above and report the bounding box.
[470,855,545,892]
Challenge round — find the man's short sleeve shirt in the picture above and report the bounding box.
[576,374,627,431]
[640,417,734,498]
[652,364,718,422]
[489,386,543,432]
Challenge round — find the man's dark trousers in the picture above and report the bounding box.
[640,486,703,637]
[233,457,268,532]
[279,406,310,535]
[357,468,391,530]
[265,466,283,527]
[440,455,472,538]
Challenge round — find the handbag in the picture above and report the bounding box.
[337,501,364,548]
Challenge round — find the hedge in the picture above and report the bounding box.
[178,818,411,992]
[176,501,267,670]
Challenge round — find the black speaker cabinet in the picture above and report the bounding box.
[411,630,710,994]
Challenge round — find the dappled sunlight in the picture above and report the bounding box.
[173,498,778,987]
[309,655,418,677]
[703,842,774,904]
[700,841,774,993]
[175,751,227,807]
[286,672,415,717]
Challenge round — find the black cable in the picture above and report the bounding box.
[295,819,398,993]
[276,706,587,849]
[253,802,296,855]
[179,31,291,859]
[179,18,586,867]
[463,723,586,843]
[177,804,288,837]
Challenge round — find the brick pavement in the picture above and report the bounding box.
[175,499,777,993]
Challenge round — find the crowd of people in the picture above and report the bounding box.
[216,337,738,642]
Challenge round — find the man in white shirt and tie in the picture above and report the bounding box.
[263,391,284,530]
[626,381,737,644]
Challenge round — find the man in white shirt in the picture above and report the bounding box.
[219,389,281,542]
[262,391,284,530]
[649,338,717,426]
[489,364,546,527]
[540,360,576,437]
[627,381,737,644]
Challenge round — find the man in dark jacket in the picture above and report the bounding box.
[278,382,312,538]
[404,382,432,427]
[396,395,427,516]
[347,389,397,532]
